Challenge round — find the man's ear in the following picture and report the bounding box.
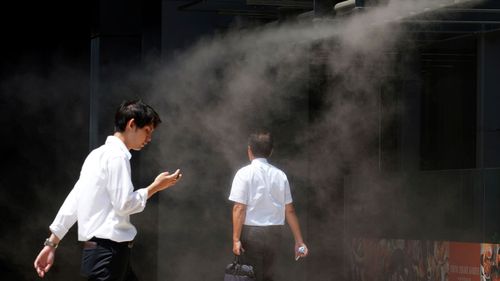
[126,118,136,130]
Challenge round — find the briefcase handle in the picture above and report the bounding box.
[233,254,242,264]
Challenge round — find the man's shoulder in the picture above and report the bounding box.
[248,161,287,176]
[87,142,127,161]
[273,166,288,177]
[258,160,284,172]
[235,163,253,175]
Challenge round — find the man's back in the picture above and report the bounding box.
[229,131,308,281]
[229,158,292,226]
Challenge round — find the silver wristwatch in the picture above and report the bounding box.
[44,238,58,249]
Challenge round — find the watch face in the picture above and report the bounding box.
[44,239,58,248]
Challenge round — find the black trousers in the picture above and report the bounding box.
[241,225,283,281]
[80,238,138,281]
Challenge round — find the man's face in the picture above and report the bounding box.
[129,123,154,151]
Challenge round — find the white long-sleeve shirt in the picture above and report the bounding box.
[228,158,292,226]
[50,136,148,242]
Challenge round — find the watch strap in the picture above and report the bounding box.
[44,238,58,249]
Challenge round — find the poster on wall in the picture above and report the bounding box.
[350,239,499,281]
[478,243,500,281]
[448,242,479,281]
[350,239,449,281]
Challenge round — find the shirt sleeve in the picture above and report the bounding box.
[49,183,80,240]
[106,156,147,216]
[284,175,293,204]
[228,170,248,204]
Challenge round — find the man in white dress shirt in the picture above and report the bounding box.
[34,100,182,280]
[229,130,308,281]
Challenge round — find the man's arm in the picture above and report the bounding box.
[34,181,80,278]
[285,203,309,259]
[34,233,60,278]
[107,155,182,216]
[232,203,247,255]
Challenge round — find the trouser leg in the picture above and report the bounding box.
[241,227,264,281]
[262,247,276,281]
[262,228,281,281]
[241,226,282,281]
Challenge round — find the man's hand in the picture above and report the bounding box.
[294,243,309,261]
[34,246,56,278]
[233,240,245,256]
[148,169,182,198]
[154,169,182,190]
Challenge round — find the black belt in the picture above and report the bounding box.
[83,237,134,249]
[243,225,284,229]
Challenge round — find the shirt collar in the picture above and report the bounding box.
[106,136,132,160]
[252,158,268,164]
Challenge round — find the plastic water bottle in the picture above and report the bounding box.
[296,246,306,261]
[298,246,306,254]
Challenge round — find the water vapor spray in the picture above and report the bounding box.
[140,1,486,280]
[141,0,483,280]
[0,0,482,280]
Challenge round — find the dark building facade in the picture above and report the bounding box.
[2,0,500,280]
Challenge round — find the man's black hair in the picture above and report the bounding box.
[114,100,161,132]
[248,130,273,158]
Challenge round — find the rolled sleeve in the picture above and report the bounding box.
[135,188,148,208]
[49,185,79,240]
[49,224,68,241]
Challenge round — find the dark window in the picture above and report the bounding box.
[420,38,477,170]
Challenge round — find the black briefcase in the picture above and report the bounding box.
[224,255,255,281]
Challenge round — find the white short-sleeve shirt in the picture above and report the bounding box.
[228,158,292,226]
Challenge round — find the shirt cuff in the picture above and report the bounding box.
[137,188,148,207]
[49,225,68,241]
[228,196,247,205]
